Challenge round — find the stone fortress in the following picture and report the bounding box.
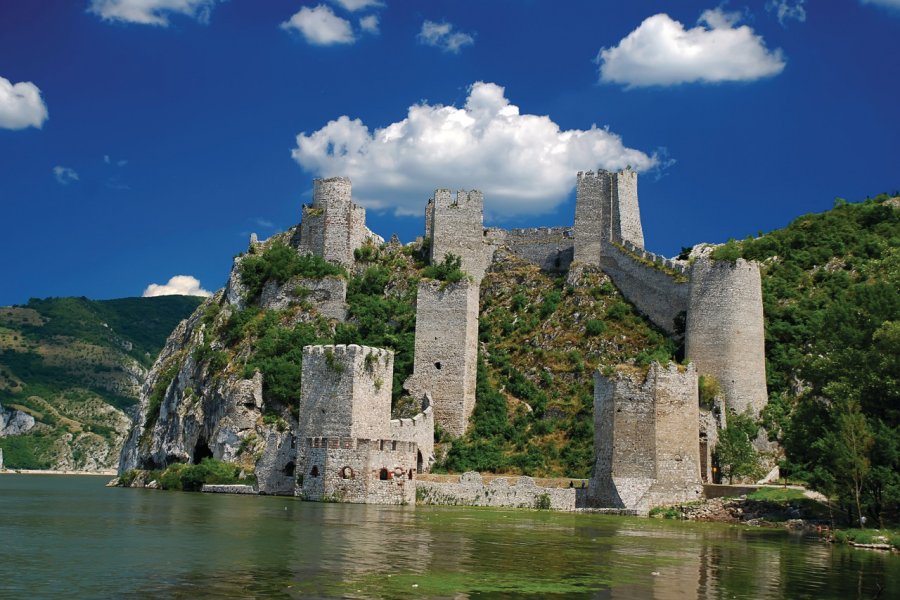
[282,170,768,513]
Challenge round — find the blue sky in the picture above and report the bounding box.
[0,0,898,305]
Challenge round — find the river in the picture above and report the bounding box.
[0,474,896,599]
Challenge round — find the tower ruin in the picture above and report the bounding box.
[299,176,370,268]
[588,362,703,513]
[573,168,644,265]
[404,279,479,438]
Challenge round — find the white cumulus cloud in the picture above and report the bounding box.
[861,0,900,11]
[0,76,48,130]
[330,0,382,11]
[53,166,79,185]
[359,14,379,34]
[291,81,656,219]
[766,0,807,26]
[597,9,786,87]
[418,20,475,54]
[88,0,222,26]
[143,275,212,297]
[281,4,355,45]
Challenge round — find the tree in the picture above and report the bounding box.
[830,398,874,527]
[715,411,760,483]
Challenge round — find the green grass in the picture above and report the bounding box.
[832,528,900,549]
[745,487,808,502]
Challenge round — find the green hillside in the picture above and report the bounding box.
[0,295,203,469]
[713,194,899,523]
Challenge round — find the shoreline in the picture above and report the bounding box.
[0,468,116,476]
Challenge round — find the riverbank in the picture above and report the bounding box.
[0,468,116,476]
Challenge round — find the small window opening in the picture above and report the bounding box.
[379,468,389,481]
[310,465,320,478]
[434,361,442,370]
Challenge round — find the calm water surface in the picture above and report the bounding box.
[0,474,897,599]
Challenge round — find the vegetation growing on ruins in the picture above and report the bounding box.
[239,240,347,301]
[722,194,899,524]
[433,253,678,478]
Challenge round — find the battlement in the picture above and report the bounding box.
[685,257,768,417]
[589,362,702,513]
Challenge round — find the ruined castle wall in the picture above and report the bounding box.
[297,345,393,443]
[685,258,768,417]
[589,363,703,513]
[298,207,325,259]
[589,367,656,509]
[259,276,347,321]
[574,170,610,264]
[390,397,434,471]
[430,189,489,282]
[405,279,479,437]
[486,227,575,272]
[599,241,689,335]
[416,472,580,511]
[612,169,644,248]
[424,198,434,239]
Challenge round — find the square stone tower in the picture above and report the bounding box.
[297,345,417,504]
[588,362,702,513]
[404,279,479,438]
[574,168,644,265]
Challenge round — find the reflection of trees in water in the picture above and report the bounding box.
[117,496,897,599]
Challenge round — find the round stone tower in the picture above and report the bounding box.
[685,257,768,417]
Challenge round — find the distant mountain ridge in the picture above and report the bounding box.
[0,295,203,470]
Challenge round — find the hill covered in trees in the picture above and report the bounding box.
[714,194,899,524]
[0,295,203,469]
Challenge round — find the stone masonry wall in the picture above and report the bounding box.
[297,345,394,445]
[612,168,644,248]
[573,169,645,266]
[405,279,479,437]
[390,394,434,471]
[416,472,579,511]
[573,170,609,264]
[299,177,369,269]
[485,227,574,273]
[589,362,702,514]
[599,240,689,335]
[429,189,489,282]
[685,258,768,417]
[300,438,416,504]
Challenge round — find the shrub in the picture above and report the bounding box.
[422,253,465,285]
[239,241,346,301]
[585,319,607,336]
[158,458,243,492]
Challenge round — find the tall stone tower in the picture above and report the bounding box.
[296,345,417,504]
[428,189,488,283]
[573,168,644,265]
[588,362,702,513]
[299,176,368,268]
[685,257,768,417]
[404,279,479,438]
